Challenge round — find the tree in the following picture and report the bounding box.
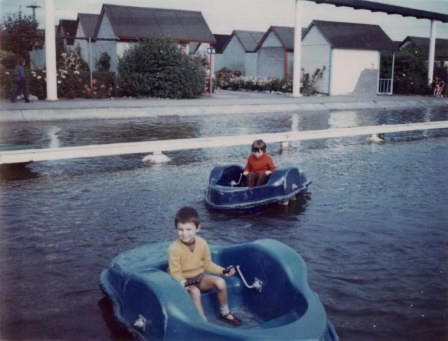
[117,38,206,99]
[0,13,43,59]
[95,52,111,71]
[393,44,430,95]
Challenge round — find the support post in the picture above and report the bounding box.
[207,47,216,96]
[390,52,395,95]
[89,37,93,89]
[292,0,303,97]
[427,20,436,85]
[45,0,58,100]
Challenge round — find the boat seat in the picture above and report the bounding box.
[215,165,243,187]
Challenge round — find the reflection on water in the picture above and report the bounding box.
[47,126,61,148]
[0,107,447,341]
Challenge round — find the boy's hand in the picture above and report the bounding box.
[222,265,235,276]
[265,170,272,176]
[243,171,249,176]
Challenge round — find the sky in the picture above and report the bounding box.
[1,0,447,41]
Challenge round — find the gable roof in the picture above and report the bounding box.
[256,26,308,51]
[57,19,77,45]
[77,13,99,38]
[223,30,264,53]
[212,34,231,53]
[305,20,397,51]
[94,4,215,44]
[400,36,448,59]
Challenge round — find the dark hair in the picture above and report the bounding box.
[251,139,266,152]
[174,206,200,228]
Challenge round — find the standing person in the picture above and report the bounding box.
[243,139,276,187]
[10,57,30,103]
[168,206,242,326]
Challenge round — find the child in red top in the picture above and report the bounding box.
[243,139,276,187]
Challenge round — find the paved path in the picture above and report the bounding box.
[1,90,447,122]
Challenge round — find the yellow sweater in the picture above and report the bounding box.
[168,236,224,282]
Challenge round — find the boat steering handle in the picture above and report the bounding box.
[235,265,263,293]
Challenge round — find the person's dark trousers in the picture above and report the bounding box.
[10,79,30,103]
[247,172,268,188]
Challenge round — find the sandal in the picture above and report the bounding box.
[219,313,242,326]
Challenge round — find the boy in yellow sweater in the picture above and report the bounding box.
[168,206,242,326]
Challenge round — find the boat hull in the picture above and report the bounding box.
[204,165,311,214]
[100,239,338,340]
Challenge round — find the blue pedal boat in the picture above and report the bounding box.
[204,164,311,214]
[99,239,338,341]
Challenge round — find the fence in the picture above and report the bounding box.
[1,121,447,165]
[378,78,393,95]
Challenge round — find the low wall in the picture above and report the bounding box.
[0,97,447,122]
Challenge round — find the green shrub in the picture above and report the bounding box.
[1,68,16,98]
[391,44,447,95]
[117,38,207,99]
[0,50,18,97]
[216,68,242,89]
[95,52,111,72]
[0,50,17,69]
[393,46,431,95]
[29,69,46,99]
[300,66,326,96]
[215,69,296,94]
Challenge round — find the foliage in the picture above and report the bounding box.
[215,67,325,95]
[95,52,111,72]
[380,52,393,78]
[390,44,447,95]
[0,49,17,69]
[117,38,207,99]
[1,49,117,100]
[301,66,326,95]
[215,68,242,89]
[392,45,431,95]
[0,13,43,59]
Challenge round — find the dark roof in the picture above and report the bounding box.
[304,0,448,23]
[306,20,397,51]
[223,30,264,52]
[77,13,99,38]
[212,34,231,53]
[270,26,295,51]
[57,19,77,45]
[256,26,308,51]
[94,4,215,43]
[400,36,448,59]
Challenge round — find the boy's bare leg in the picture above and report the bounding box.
[186,285,206,318]
[199,275,227,307]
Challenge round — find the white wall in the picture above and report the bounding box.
[214,54,224,72]
[257,31,285,79]
[29,49,46,70]
[331,49,379,95]
[258,47,284,79]
[245,53,258,77]
[219,36,246,73]
[193,43,211,57]
[301,26,331,94]
[73,24,99,71]
[95,14,118,71]
[74,24,88,64]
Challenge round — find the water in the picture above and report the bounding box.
[0,107,447,340]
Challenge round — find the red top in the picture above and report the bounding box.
[244,153,276,173]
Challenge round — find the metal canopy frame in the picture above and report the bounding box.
[304,0,448,23]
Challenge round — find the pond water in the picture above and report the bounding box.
[0,107,447,340]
